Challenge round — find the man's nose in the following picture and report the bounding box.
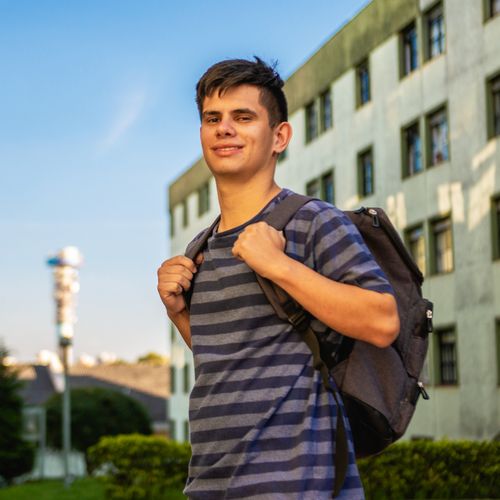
[216,117,236,137]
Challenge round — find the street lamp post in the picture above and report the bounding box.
[47,246,83,488]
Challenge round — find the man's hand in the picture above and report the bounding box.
[157,254,203,315]
[232,222,287,279]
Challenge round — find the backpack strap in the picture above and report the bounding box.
[183,214,221,311]
[257,193,349,497]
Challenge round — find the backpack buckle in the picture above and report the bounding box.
[284,307,309,332]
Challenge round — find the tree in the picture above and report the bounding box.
[0,343,35,482]
[137,352,168,365]
[45,387,152,453]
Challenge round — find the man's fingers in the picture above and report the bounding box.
[158,274,191,292]
[195,253,204,265]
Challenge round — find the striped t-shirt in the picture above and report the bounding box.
[183,188,394,499]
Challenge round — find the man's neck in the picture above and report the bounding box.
[216,179,282,233]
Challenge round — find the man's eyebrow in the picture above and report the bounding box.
[202,108,258,118]
[202,110,221,118]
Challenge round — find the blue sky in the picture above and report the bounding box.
[0,0,370,362]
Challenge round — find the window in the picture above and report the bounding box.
[183,363,191,393]
[434,327,458,385]
[496,320,500,385]
[358,148,374,197]
[305,101,318,143]
[182,199,189,227]
[427,107,449,166]
[170,324,176,346]
[277,147,288,163]
[170,365,176,394]
[320,89,333,132]
[356,59,370,107]
[183,420,190,442]
[492,195,500,260]
[487,0,500,19]
[169,209,175,237]
[405,224,426,274]
[402,121,422,177]
[169,419,176,441]
[425,3,445,60]
[198,182,210,216]
[321,172,335,205]
[401,22,418,76]
[306,170,335,204]
[431,216,453,274]
[487,74,500,139]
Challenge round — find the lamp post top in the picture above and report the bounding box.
[47,246,83,268]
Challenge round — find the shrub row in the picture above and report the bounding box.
[87,434,190,499]
[88,435,499,499]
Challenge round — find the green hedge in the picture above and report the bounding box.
[357,440,500,499]
[87,436,499,499]
[87,434,190,500]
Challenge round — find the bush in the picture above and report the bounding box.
[357,440,500,499]
[45,387,152,452]
[87,434,190,499]
[0,344,35,482]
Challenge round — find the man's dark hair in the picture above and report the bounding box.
[196,57,288,128]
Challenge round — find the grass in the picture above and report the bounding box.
[0,477,186,500]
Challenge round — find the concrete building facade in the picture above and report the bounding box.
[167,0,500,443]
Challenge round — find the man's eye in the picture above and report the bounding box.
[237,115,252,121]
[206,117,219,124]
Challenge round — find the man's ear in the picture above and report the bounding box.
[273,122,292,155]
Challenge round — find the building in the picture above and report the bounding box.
[167,0,500,442]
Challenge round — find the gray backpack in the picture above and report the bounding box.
[185,193,433,497]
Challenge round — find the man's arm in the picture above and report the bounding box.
[157,255,201,350]
[232,222,400,348]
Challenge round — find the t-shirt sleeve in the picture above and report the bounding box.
[286,201,394,295]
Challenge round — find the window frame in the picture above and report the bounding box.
[357,147,374,198]
[305,169,335,204]
[484,0,500,21]
[486,71,500,140]
[433,325,459,386]
[197,181,210,217]
[182,198,189,228]
[305,100,318,143]
[183,363,191,393]
[425,104,450,168]
[400,21,419,78]
[170,365,176,394]
[491,194,500,260]
[319,88,333,132]
[401,119,423,178]
[356,58,371,108]
[404,222,426,276]
[423,2,446,62]
[429,214,454,275]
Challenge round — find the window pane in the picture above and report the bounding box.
[405,123,422,176]
[306,178,320,198]
[492,0,500,16]
[406,225,426,274]
[493,76,500,136]
[198,182,210,216]
[305,101,318,142]
[429,108,449,165]
[183,363,190,393]
[428,5,445,58]
[438,329,457,385]
[184,420,190,442]
[320,90,333,131]
[170,365,176,394]
[321,172,334,204]
[494,198,500,259]
[169,210,175,237]
[357,61,370,105]
[433,217,453,273]
[403,23,418,75]
[360,150,374,196]
[182,199,189,227]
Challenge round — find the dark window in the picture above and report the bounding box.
[489,0,500,18]
[492,196,500,260]
[170,324,176,346]
[358,149,374,197]
[321,172,335,204]
[184,420,189,442]
[435,327,458,385]
[320,89,333,131]
[182,199,189,228]
[431,216,453,274]
[305,101,318,143]
[169,419,176,441]
[403,121,422,177]
[405,224,426,274]
[356,59,370,107]
[402,22,418,76]
[170,365,176,394]
[426,3,445,60]
[198,182,210,216]
[496,320,500,386]
[306,178,320,198]
[277,147,288,163]
[489,75,500,139]
[169,209,175,237]
[427,107,449,166]
[183,363,190,393]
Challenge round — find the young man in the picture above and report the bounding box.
[157,57,399,499]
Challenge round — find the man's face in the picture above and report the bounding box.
[200,84,280,181]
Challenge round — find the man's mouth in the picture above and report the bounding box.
[213,145,244,156]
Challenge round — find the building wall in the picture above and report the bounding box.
[167,0,500,442]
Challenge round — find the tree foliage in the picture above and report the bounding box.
[45,387,152,452]
[0,344,35,482]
